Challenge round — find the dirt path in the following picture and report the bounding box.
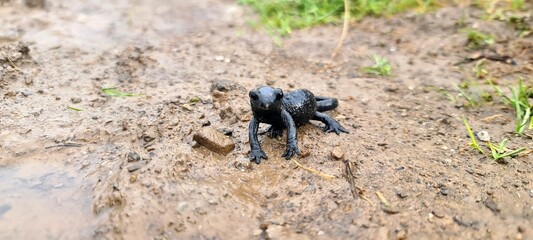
[0,1,532,239]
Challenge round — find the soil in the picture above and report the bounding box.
[1,0,532,239]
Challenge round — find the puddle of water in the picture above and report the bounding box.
[0,159,95,239]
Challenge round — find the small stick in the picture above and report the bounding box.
[330,0,350,60]
[375,191,390,207]
[344,159,375,206]
[291,159,336,179]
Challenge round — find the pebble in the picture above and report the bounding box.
[127,152,141,162]
[396,230,407,240]
[476,131,490,142]
[201,120,211,127]
[207,198,218,205]
[440,187,449,196]
[219,127,234,136]
[234,157,251,171]
[176,201,189,214]
[127,161,145,172]
[211,79,238,92]
[191,140,201,148]
[193,127,235,155]
[71,97,82,104]
[396,191,408,199]
[129,174,137,183]
[484,197,499,213]
[330,146,345,160]
[432,209,444,218]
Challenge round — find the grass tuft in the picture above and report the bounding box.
[462,116,484,154]
[463,29,496,50]
[489,79,532,134]
[361,55,392,76]
[239,0,441,37]
[487,138,526,162]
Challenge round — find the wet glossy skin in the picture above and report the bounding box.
[248,86,349,164]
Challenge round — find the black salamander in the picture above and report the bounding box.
[248,86,348,164]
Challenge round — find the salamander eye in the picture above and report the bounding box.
[275,90,283,100]
[249,91,259,101]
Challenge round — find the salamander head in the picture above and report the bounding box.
[249,86,284,111]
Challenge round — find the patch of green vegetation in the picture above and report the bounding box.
[507,14,532,37]
[189,96,201,104]
[361,55,392,76]
[472,60,488,79]
[101,87,141,97]
[463,29,495,50]
[238,0,440,37]
[462,117,484,154]
[489,79,532,134]
[462,116,528,161]
[488,138,526,162]
[454,83,478,107]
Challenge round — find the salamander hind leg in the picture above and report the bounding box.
[315,96,339,112]
[266,125,283,139]
[313,112,349,134]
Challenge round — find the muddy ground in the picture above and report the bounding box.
[0,0,532,239]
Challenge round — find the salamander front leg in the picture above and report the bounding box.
[249,117,268,164]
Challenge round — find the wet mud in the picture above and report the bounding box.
[0,0,532,239]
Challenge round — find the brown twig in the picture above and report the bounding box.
[2,50,20,71]
[375,191,390,207]
[330,0,350,60]
[344,159,375,206]
[291,159,336,179]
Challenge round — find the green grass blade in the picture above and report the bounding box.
[462,116,483,154]
[67,106,83,111]
[101,87,141,97]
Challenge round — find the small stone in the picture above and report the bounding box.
[381,205,400,214]
[127,161,145,172]
[71,97,82,104]
[127,152,141,162]
[129,175,137,183]
[214,56,224,61]
[440,187,449,196]
[234,157,251,171]
[207,198,218,205]
[259,223,268,231]
[193,127,235,155]
[432,209,444,218]
[476,131,490,142]
[484,197,499,213]
[174,223,186,232]
[176,202,189,213]
[317,231,325,236]
[396,191,408,199]
[396,230,407,240]
[141,180,152,187]
[201,120,211,127]
[219,127,234,136]
[191,140,201,148]
[330,146,345,160]
[53,183,64,188]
